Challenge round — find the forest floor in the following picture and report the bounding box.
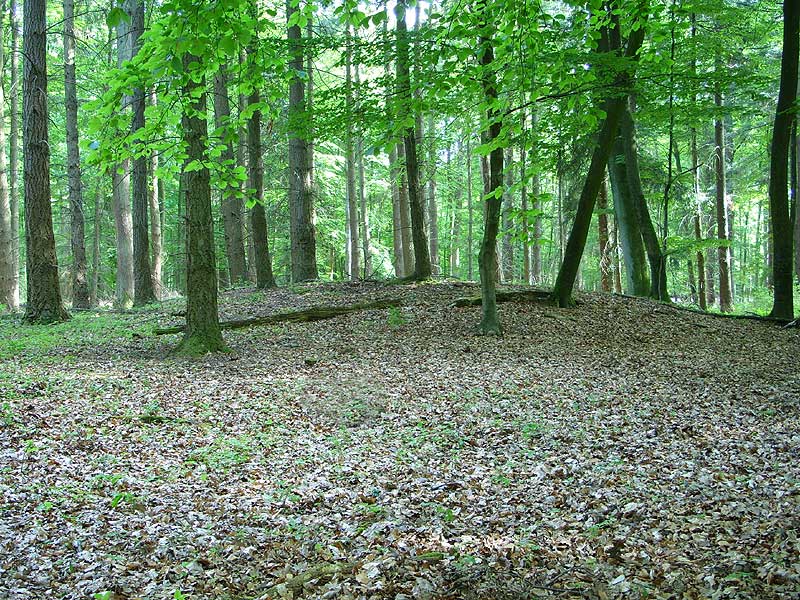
[1,282,799,600]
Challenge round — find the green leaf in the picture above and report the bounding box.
[106,7,130,28]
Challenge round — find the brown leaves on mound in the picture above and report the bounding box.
[1,282,798,600]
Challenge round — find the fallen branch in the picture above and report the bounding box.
[451,289,554,308]
[154,297,402,335]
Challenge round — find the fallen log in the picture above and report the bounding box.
[155,297,402,335]
[451,289,554,308]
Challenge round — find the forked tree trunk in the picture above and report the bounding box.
[396,0,431,280]
[177,54,225,355]
[287,0,318,282]
[769,0,799,319]
[213,69,247,285]
[23,0,68,323]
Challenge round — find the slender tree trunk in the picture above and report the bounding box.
[467,136,474,280]
[23,0,68,323]
[0,0,15,310]
[611,218,622,293]
[91,183,101,304]
[112,8,134,308]
[714,61,733,312]
[477,7,503,335]
[427,114,439,275]
[149,92,163,297]
[236,63,255,283]
[449,147,462,277]
[213,69,247,285]
[502,147,514,283]
[345,25,359,280]
[287,0,318,282]
[598,175,611,292]
[520,111,531,285]
[355,61,371,279]
[397,143,414,276]
[769,0,799,319]
[6,0,19,309]
[390,146,404,277]
[248,85,276,289]
[129,0,154,305]
[690,126,707,310]
[687,259,697,304]
[177,54,225,354]
[396,0,431,280]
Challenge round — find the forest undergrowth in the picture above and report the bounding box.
[1,282,798,600]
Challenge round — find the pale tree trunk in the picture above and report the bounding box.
[355,60,371,278]
[248,85,276,289]
[427,114,439,275]
[112,7,134,308]
[345,25,359,280]
[236,60,255,283]
[501,147,514,283]
[396,0,431,279]
[597,175,611,292]
[390,146,404,277]
[0,0,16,310]
[520,112,531,285]
[397,143,414,275]
[287,0,318,282]
[448,147,462,277]
[714,60,733,312]
[690,124,707,310]
[23,0,68,323]
[177,53,225,355]
[768,0,798,319]
[213,69,247,285]
[91,183,101,304]
[7,0,20,309]
[148,90,163,296]
[129,0,155,305]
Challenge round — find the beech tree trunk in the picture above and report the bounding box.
[769,0,799,319]
[345,26,359,280]
[148,90,162,296]
[501,147,514,283]
[248,85,276,289]
[396,0,431,280]
[598,176,612,292]
[427,114,439,275]
[690,125,707,310]
[213,69,247,285]
[287,0,318,282]
[112,9,134,308]
[91,183,101,304]
[23,0,68,323]
[397,143,414,276]
[714,62,733,312]
[466,136,474,280]
[0,0,15,311]
[355,61,371,279]
[7,0,19,310]
[389,146,404,277]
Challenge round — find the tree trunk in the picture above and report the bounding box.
[396,0,431,280]
[129,0,155,306]
[0,0,15,311]
[176,54,225,354]
[690,126,707,310]
[552,6,646,307]
[91,183,102,304]
[769,0,799,319]
[248,85,276,289]
[149,91,163,298]
[23,0,68,323]
[355,61,371,279]
[466,136,474,280]
[213,68,247,285]
[477,10,503,335]
[287,0,318,282]
[389,146,404,277]
[714,65,733,312]
[397,142,414,276]
[5,0,19,310]
[502,147,514,283]
[598,175,611,292]
[112,8,134,308]
[611,217,622,293]
[687,259,697,304]
[620,106,668,300]
[608,136,649,296]
[449,147,462,277]
[427,114,439,275]
[345,25,359,280]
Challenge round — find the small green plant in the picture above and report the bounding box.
[23,439,39,454]
[110,491,138,508]
[1,402,15,426]
[586,517,616,538]
[521,420,545,439]
[93,593,113,600]
[387,306,407,328]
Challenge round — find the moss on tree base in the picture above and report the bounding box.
[174,333,229,357]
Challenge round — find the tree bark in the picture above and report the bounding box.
[248,85,276,289]
[597,175,611,292]
[23,0,68,323]
[147,91,162,297]
[396,0,431,280]
[501,147,514,283]
[213,69,247,285]
[6,0,19,310]
[91,183,102,304]
[176,54,225,355]
[397,142,414,276]
[112,7,134,308]
[0,0,15,311]
[714,62,733,312]
[427,114,439,275]
[287,0,318,282]
[477,9,503,335]
[355,59,371,278]
[449,147,462,277]
[466,136,474,280]
[389,145,404,277]
[769,0,798,319]
[129,0,155,306]
[345,25,359,280]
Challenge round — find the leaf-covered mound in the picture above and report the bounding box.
[1,282,798,599]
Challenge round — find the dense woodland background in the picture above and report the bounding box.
[0,0,799,339]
